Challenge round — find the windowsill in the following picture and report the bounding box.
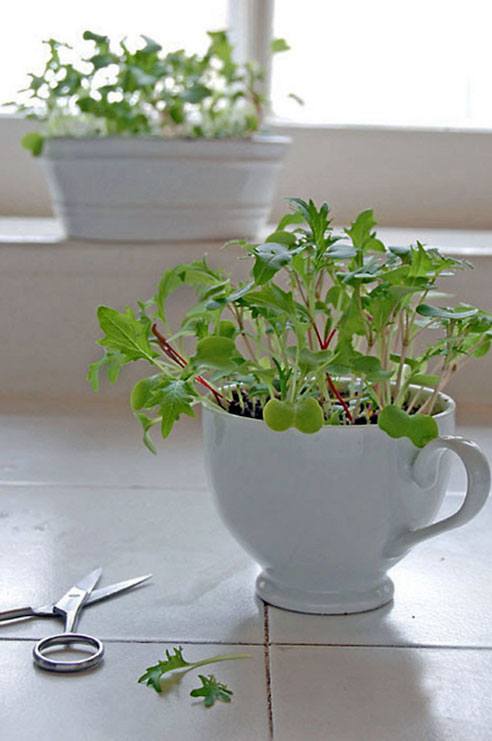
[2,216,492,257]
[271,119,492,136]
[1,217,491,403]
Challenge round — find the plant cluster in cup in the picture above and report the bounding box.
[89,198,492,451]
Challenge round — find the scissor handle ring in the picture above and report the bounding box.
[33,632,104,673]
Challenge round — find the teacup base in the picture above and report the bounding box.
[255,571,394,615]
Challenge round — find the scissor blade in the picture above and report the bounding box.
[74,567,103,595]
[85,574,152,606]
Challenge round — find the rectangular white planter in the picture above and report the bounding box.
[40,135,290,241]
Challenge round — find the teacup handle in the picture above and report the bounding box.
[393,435,490,553]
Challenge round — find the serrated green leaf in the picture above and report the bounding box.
[87,350,127,391]
[97,306,155,361]
[159,379,195,438]
[190,675,233,707]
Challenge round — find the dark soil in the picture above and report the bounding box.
[225,389,424,425]
[227,389,264,420]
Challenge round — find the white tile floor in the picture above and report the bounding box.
[0,401,491,740]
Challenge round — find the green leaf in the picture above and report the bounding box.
[271,38,290,53]
[87,350,127,391]
[378,405,439,448]
[193,336,242,370]
[138,647,191,692]
[159,379,195,438]
[182,83,212,103]
[190,675,233,708]
[83,30,109,44]
[156,261,223,323]
[89,53,116,69]
[138,646,249,695]
[21,132,44,156]
[409,373,440,388]
[253,243,292,284]
[97,306,155,361]
[345,209,377,249]
[130,376,160,411]
[244,284,297,317]
[416,305,479,320]
[217,320,237,338]
[264,399,294,431]
[135,412,158,454]
[277,211,305,230]
[294,398,324,434]
[140,35,162,54]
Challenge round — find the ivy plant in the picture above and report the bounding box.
[9,29,291,155]
[89,198,492,449]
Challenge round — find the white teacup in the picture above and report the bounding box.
[203,391,490,614]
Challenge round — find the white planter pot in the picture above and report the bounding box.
[40,135,290,241]
[203,392,490,614]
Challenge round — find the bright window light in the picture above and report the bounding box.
[272,0,492,129]
[0,1,227,104]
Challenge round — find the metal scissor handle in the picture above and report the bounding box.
[33,632,104,673]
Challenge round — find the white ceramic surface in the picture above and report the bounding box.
[0,642,268,741]
[270,645,492,741]
[203,394,490,615]
[40,135,290,241]
[1,403,492,739]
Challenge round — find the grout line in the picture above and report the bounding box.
[269,642,492,651]
[0,636,263,646]
[0,481,208,492]
[2,634,491,651]
[263,603,274,740]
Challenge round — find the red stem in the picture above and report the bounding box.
[327,374,353,422]
[151,324,224,402]
[321,327,337,350]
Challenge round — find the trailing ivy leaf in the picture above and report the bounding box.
[190,675,233,707]
[378,405,439,448]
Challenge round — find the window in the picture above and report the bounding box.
[0,0,228,103]
[272,0,492,129]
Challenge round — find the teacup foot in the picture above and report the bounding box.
[255,571,394,615]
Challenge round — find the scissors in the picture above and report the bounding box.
[0,567,151,673]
